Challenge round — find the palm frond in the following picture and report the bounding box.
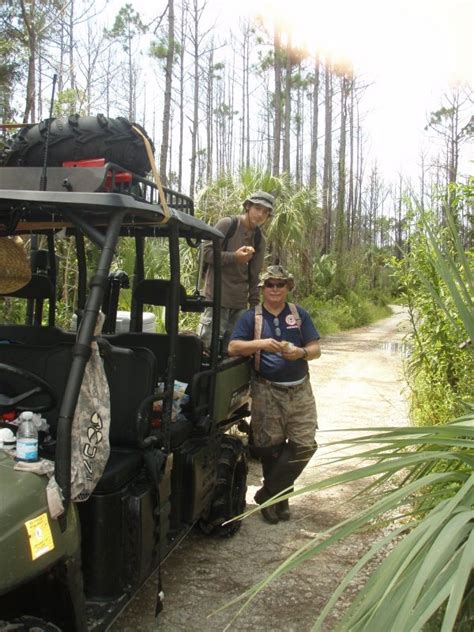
[219,418,473,631]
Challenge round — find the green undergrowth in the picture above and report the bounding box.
[299,293,393,335]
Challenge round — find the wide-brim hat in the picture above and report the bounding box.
[258,264,295,291]
[0,237,32,294]
[243,190,275,215]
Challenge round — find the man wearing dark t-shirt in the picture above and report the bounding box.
[197,191,274,348]
[228,265,321,524]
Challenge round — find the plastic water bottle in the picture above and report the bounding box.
[15,411,39,462]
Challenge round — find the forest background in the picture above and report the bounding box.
[0,0,472,418]
[1,2,473,626]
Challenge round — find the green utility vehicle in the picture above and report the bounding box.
[0,116,251,631]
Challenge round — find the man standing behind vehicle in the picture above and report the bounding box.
[228,265,321,524]
[197,191,274,349]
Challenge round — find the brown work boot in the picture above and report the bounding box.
[254,487,279,524]
[276,499,290,521]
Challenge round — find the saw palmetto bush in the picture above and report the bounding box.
[224,198,473,631]
[231,420,474,631]
[393,187,474,427]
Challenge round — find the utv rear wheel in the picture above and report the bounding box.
[0,617,62,631]
[1,114,154,175]
[199,434,248,538]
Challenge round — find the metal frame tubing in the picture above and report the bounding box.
[162,223,180,452]
[130,235,145,332]
[55,210,126,508]
[75,231,87,313]
[209,237,222,369]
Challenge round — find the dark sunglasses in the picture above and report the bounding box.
[273,317,281,337]
[264,281,287,289]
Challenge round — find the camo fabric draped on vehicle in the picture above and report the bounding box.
[70,313,111,502]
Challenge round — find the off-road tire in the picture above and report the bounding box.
[0,617,62,631]
[199,434,248,538]
[1,114,154,176]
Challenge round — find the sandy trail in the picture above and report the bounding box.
[111,306,410,631]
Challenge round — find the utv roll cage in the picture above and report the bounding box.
[0,119,252,630]
[0,165,229,511]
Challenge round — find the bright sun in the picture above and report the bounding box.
[239,0,473,176]
[252,0,473,86]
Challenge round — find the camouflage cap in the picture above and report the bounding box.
[243,190,275,215]
[258,264,294,290]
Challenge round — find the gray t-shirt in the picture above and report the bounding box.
[203,215,266,309]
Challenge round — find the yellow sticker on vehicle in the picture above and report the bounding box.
[25,513,55,560]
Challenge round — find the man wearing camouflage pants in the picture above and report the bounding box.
[228,265,321,524]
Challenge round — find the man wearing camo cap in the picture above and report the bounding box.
[228,264,321,524]
[197,191,274,350]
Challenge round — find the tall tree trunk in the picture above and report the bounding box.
[396,173,403,259]
[351,107,363,248]
[272,27,282,176]
[224,58,234,174]
[69,0,76,91]
[37,39,42,120]
[58,20,65,93]
[105,48,112,117]
[206,48,214,183]
[295,68,303,185]
[214,78,220,176]
[447,93,460,186]
[418,150,426,212]
[240,26,251,170]
[266,77,272,172]
[168,104,174,183]
[177,0,185,191]
[189,0,200,196]
[245,34,250,169]
[160,0,175,185]
[322,63,333,253]
[20,0,36,123]
[347,83,355,248]
[240,33,245,169]
[128,31,133,119]
[334,73,349,286]
[309,55,320,189]
[282,37,292,174]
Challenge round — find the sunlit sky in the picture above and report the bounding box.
[104,0,473,180]
[219,0,473,178]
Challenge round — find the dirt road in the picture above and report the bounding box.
[111,306,410,631]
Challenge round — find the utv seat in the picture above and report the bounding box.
[131,278,187,334]
[0,324,205,488]
[0,338,156,437]
[0,332,157,493]
[120,278,204,385]
[0,274,55,301]
[106,331,203,385]
[0,324,74,346]
[93,448,143,494]
[0,273,56,326]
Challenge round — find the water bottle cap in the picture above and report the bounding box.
[20,411,34,420]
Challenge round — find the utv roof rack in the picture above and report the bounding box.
[0,164,194,216]
[0,189,222,242]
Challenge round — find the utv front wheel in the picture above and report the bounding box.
[199,435,248,537]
